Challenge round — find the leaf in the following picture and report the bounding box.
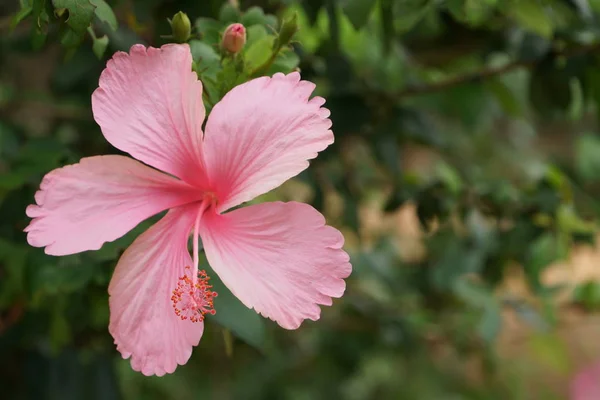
[453,278,502,342]
[195,17,222,47]
[268,48,300,74]
[241,6,266,27]
[201,257,266,351]
[218,3,240,24]
[341,0,377,30]
[10,4,32,31]
[525,233,561,289]
[245,24,267,48]
[264,14,278,30]
[509,0,553,38]
[60,28,84,48]
[190,40,220,87]
[573,281,600,310]
[52,0,96,34]
[435,161,462,196]
[189,40,220,65]
[486,79,522,117]
[464,0,495,25]
[90,0,117,31]
[478,301,501,343]
[30,0,53,48]
[575,133,600,182]
[244,35,275,69]
[393,0,431,33]
[91,34,109,59]
[556,204,596,235]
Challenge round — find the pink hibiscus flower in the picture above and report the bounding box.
[24,44,351,376]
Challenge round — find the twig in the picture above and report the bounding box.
[394,41,600,99]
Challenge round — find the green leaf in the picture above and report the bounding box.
[92,34,109,58]
[60,27,84,47]
[478,301,501,343]
[52,0,96,34]
[242,6,266,27]
[556,204,596,235]
[264,14,278,30]
[90,0,117,31]
[246,24,267,48]
[201,257,266,350]
[435,161,462,196]
[190,40,220,81]
[486,79,522,117]
[30,0,52,48]
[509,0,553,38]
[219,3,241,24]
[195,17,223,47]
[464,0,494,25]
[575,133,600,182]
[573,281,600,310]
[453,278,502,342]
[341,0,377,29]
[10,4,33,31]
[190,40,220,65]
[525,233,561,289]
[268,48,300,74]
[244,35,275,69]
[393,0,431,33]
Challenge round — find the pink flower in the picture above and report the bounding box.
[571,360,600,400]
[24,44,351,376]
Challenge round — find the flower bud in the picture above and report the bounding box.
[221,23,246,54]
[171,12,191,43]
[276,12,298,49]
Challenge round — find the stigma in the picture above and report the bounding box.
[171,266,218,323]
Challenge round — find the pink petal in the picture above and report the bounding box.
[109,205,203,376]
[571,361,600,400]
[92,44,208,187]
[25,155,200,256]
[203,72,333,212]
[200,201,351,329]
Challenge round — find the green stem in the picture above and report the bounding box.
[249,45,283,78]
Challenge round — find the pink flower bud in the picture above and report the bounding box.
[222,23,246,54]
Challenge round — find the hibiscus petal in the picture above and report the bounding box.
[92,44,208,187]
[109,205,203,376]
[25,155,200,256]
[200,201,351,329]
[203,72,333,211]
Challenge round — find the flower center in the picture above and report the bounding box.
[171,266,217,323]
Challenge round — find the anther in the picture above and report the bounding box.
[171,266,218,323]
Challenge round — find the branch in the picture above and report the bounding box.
[394,42,600,99]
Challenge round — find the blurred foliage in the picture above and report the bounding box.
[4,0,600,399]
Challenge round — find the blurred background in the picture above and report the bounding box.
[3,0,600,399]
